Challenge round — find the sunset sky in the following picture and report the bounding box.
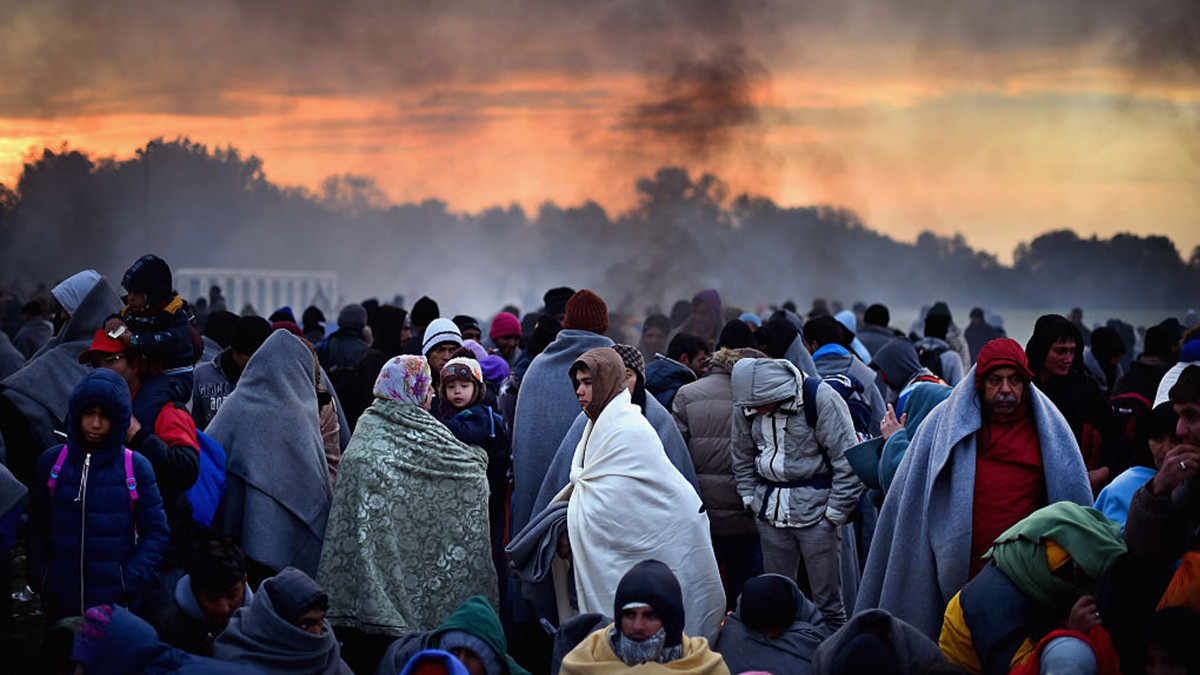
[2,0,1197,263]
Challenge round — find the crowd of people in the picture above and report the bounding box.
[0,255,1198,675]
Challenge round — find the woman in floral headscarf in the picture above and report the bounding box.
[316,355,498,672]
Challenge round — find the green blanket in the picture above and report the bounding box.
[318,397,498,635]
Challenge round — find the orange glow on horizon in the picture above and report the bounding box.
[1,62,1197,264]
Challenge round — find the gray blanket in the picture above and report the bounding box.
[510,329,613,535]
[0,278,122,465]
[210,330,333,577]
[855,366,1093,639]
[0,333,23,382]
[713,575,831,675]
[809,609,944,675]
[214,568,351,675]
[506,500,569,585]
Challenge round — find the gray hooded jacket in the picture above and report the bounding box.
[730,358,863,527]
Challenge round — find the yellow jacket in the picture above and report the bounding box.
[560,625,730,675]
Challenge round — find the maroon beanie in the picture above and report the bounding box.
[489,312,522,340]
[563,290,609,334]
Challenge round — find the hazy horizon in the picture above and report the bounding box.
[2,1,1197,265]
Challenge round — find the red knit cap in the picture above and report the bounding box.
[563,289,609,334]
[976,338,1034,381]
[489,312,522,340]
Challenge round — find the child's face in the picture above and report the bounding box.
[80,405,111,447]
[125,290,148,313]
[444,379,477,410]
[196,578,246,628]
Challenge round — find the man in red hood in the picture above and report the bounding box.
[856,337,1093,640]
[969,338,1044,577]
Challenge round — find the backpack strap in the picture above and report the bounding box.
[47,444,70,498]
[123,448,139,508]
[802,376,822,430]
[801,376,838,475]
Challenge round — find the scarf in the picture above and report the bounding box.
[560,627,730,675]
[610,627,682,666]
[986,502,1126,613]
[373,355,432,406]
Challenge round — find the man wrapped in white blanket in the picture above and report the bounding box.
[551,347,725,642]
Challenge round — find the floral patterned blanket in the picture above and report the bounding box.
[317,397,498,635]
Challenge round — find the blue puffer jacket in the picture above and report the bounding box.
[27,369,170,620]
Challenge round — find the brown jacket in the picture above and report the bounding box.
[671,349,761,538]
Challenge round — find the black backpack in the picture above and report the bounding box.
[917,343,949,378]
[802,373,873,443]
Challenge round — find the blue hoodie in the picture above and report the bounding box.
[27,369,170,620]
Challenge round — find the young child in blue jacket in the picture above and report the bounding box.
[437,356,511,584]
[27,368,170,622]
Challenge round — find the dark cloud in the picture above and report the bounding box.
[0,0,1196,121]
[617,47,766,159]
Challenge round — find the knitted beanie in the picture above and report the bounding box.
[71,604,115,666]
[411,296,440,327]
[926,302,953,322]
[610,343,645,378]
[453,315,481,335]
[717,320,756,350]
[423,317,463,355]
[231,316,273,356]
[480,354,510,385]
[441,356,484,388]
[489,312,522,340]
[563,290,608,334]
[337,303,368,330]
[543,287,576,317]
[121,254,173,305]
[739,575,798,633]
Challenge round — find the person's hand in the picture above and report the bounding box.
[880,404,906,440]
[126,415,142,442]
[1150,443,1200,496]
[1087,467,1111,493]
[1066,595,1101,633]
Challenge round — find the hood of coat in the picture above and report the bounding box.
[86,606,168,675]
[429,596,510,671]
[571,347,627,421]
[67,369,132,456]
[870,337,922,390]
[646,356,696,390]
[730,358,803,410]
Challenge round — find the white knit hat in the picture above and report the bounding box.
[422,317,463,355]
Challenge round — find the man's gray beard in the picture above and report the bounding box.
[609,626,682,666]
